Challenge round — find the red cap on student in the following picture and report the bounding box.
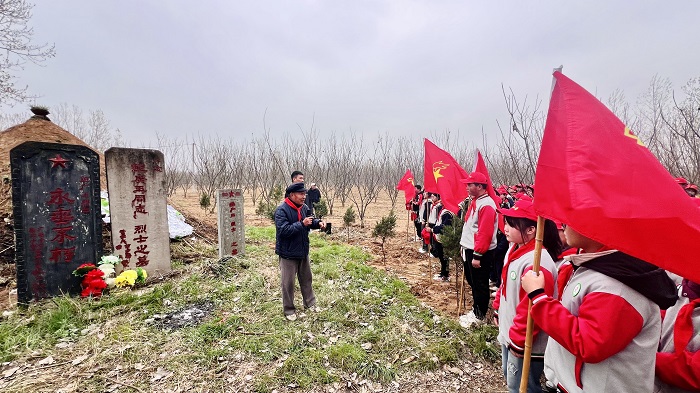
[687,184,699,192]
[461,171,488,184]
[499,199,537,221]
[676,177,689,187]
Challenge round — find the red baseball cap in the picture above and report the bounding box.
[461,171,488,184]
[687,184,698,192]
[499,200,537,221]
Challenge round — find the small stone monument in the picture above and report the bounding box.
[10,141,102,303]
[217,189,245,258]
[105,148,170,274]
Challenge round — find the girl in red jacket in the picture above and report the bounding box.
[493,200,561,393]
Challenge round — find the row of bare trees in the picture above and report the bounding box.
[152,75,699,227]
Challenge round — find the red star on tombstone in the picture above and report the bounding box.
[49,154,70,169]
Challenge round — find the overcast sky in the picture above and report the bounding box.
[5,1,700,147]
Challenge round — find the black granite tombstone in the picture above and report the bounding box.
[10,142,102,303]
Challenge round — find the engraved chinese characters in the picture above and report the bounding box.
[10,142,102,303]
[105,148,171,275]
[217,189,245,258]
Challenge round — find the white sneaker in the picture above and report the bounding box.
[285,313,297,321]
[418,247,426,254]
[308,305,322,313]
[459,311,481,329]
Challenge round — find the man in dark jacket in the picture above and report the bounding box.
[275,182,326,321]
[305,183,321,215]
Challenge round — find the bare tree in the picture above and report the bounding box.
[347,137,384,228]
[156,133,192,197]
[192,134,233,212]
[0,0,55,105]
[0,110,25,129]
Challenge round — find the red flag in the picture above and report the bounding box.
[396,169,416,204]
[474,150,500,206]
[424,139,469,213]
[474,150,504,231]
[535,71,700,283]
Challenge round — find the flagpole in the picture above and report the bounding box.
[519,216,545,393]
[406,211,410,241]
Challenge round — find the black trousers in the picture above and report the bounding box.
[463,248,495,319]
[414,218,422,238]
[432,241,449,277]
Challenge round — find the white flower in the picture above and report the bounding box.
[99,264,115,277]
[105,278,116,288]
[101,255,120,265]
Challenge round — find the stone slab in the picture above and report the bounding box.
[105,148,170,274]
[10,142,102,303]
[217,189,245,258]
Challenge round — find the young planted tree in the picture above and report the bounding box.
[371,210,397,265]
[313,198,328,219]
[343,206,356,242]
[255,184,283,221]
[199,192,211,213]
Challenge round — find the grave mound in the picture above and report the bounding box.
[0,110,107,216]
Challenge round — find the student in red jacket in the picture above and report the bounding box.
[522,225,677,393]
[492,200,561,393]
[459,172,498,326]
[654,278,700,393]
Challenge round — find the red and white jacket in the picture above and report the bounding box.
[654,292,700,393]
[493,240,557,357]
[459,193,497,255]
[529,250,662,393]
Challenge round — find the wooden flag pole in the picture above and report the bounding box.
[519,216,545,393]
[406,211,411,241]
[457,262,465,316]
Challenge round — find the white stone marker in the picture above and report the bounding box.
[105,148,171,275]
[217,189,245,258]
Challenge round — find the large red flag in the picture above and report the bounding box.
[535,71,700,283]
[424,139,469,214]
[396,169,416,204]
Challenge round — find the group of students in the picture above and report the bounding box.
[406,175,699,393]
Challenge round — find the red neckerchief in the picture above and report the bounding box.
[464,194,488,222]
[284,198,303,221]
[500,239,536,300]
[674,298,700,354]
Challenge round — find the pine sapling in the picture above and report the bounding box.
[372,210,397,265]
[343,206,356,242]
